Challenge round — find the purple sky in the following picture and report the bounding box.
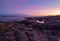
[0,0,60,16]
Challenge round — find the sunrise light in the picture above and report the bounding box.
[48,9,60,16]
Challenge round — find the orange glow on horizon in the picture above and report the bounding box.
[20,7,60,16]
[48,10,60,16]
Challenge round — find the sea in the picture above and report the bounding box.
[0,17,26,22]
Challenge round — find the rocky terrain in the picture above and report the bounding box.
[0,16,60,41]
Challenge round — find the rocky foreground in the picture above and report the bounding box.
[0,16,60,41]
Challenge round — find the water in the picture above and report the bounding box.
[36,20,45,24]
[0,17,26,22]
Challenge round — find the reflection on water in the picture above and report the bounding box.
[36,20,45,24]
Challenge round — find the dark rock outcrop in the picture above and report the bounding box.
[0,16,60,41]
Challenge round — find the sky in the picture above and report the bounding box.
[0,0,60,16]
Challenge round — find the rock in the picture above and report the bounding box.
[0,16,60,41]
